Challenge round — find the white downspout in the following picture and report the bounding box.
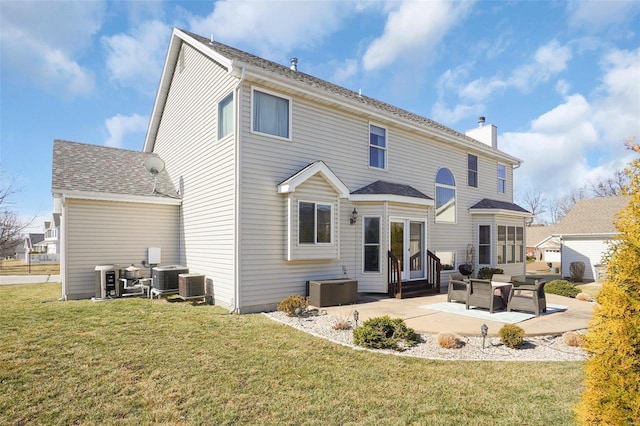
[232,67,245,313]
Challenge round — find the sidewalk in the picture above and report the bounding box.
[0,275,61,285]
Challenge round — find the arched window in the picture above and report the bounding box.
[435,168,456,223]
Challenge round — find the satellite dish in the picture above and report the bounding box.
[142,156,165,194]
[143,156,165,176]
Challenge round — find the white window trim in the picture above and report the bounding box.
[218,92,234,140]
[435,250,457,271]
[362,216,382,274]
[478,224,492,265]
[497,163,507,194]
[369,122,388,171]
[435,168,457,224]
[297,200,334,246]
[251,86,293,141]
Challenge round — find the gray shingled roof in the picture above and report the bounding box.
[469,198,530,213]
[351,180,433,200]
[555,196,627,234]
[182,30,517,159]
[52,140,179,199]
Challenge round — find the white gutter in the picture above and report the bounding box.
[232,67,245,314]
[58,190,182,206]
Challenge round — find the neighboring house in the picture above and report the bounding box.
[43,214,61,254]
[526,224,561,263]
[52,28,531,310]
[555,196,627,281]
[22,233,44,261]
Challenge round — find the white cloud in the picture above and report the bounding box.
[104,114,148,148]
[0,1,104,96]
[102,20,172,95]
[501,47,640,202]
[330,59,359,84]
[461,40,572,102]
[188,0,349,59]
[431,101,483,126]
[362,0,473,72]
[567,0,640,32]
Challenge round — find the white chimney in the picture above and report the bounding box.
[465,117,497,149]
[290,57,298,71]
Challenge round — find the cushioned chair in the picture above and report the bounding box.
[466,279,505,313]
[508,280,547,316]
[447,273,468,303]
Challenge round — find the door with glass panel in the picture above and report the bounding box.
[390,219,425,280]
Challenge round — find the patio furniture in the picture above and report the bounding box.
[447,272,469,303]
[490,274,513,304]
[508,279,547,316]
[466,279,505,313]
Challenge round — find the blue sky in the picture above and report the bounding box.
[1,0,639,231]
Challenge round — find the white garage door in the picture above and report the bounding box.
[544,249,561,263]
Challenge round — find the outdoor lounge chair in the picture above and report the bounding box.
[508,280,547,316]
[466,279,505,313]
[447,273,468,303]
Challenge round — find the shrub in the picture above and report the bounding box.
[545,280,581,298]
[353,315,419,350]
[276,295,309,317]
[576,143,640,425]
[436,332,462,349]
[576,292,592,302]
[499,324,524,349]
[563,332,583,347]
[477,267,504,279]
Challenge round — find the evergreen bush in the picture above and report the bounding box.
[477,267,504,279]
[353,315,419,350]
[545,279,580,298]
[276,295,309,317]
[498,324,524,349]
[575,142,640,425]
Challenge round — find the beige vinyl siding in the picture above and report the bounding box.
[151,43,238,308]
[237,81,519,310]
[285,174,340,260]
[561,237,609,281]
[63,199,180,300]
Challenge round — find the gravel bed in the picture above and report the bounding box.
[265,310,588,362]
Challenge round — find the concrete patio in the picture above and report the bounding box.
[320,292,596,337]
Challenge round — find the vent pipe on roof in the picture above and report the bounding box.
[478,116,485,128]
[290,57,298,71]
[209,34,214,45]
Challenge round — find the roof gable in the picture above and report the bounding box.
[144,28,522,166]
[277,161,349,198]
[52,140,179,201]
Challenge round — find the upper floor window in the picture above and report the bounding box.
[369,124,386,169]
[252,89,291,139]
[468,154,478,187]
[435,168,456,223]
[218,93,234,139]
[497,164,506,193]
[299,202,332,244]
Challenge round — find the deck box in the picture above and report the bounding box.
[308,279,358,307]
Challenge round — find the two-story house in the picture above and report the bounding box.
[52,28,530,311]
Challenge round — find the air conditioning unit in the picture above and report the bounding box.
[179,273,205,298]
[152,265,189,291]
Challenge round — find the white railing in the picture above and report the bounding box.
[29,253,60,264]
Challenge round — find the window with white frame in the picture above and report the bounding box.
[218,93,233,139]
[468,154,478,187]
[369,124,386,169]
[479,225,491,264]
[435,168,456,223]
[497,225,524,263]
[497,164,506,193]
[299,202,332,244]
[252,89,290,139]
[363,217,381,272]
[435,250,456,270]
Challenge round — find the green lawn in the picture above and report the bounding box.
[1,283,585,425]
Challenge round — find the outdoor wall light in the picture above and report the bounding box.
[353,310,359,327]
[350,208,358,225]
[481,323,488,349]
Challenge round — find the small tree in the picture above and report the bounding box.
[575,140,640,424]
[0,173,34,256]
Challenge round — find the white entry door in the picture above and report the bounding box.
[390,219,425,280]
